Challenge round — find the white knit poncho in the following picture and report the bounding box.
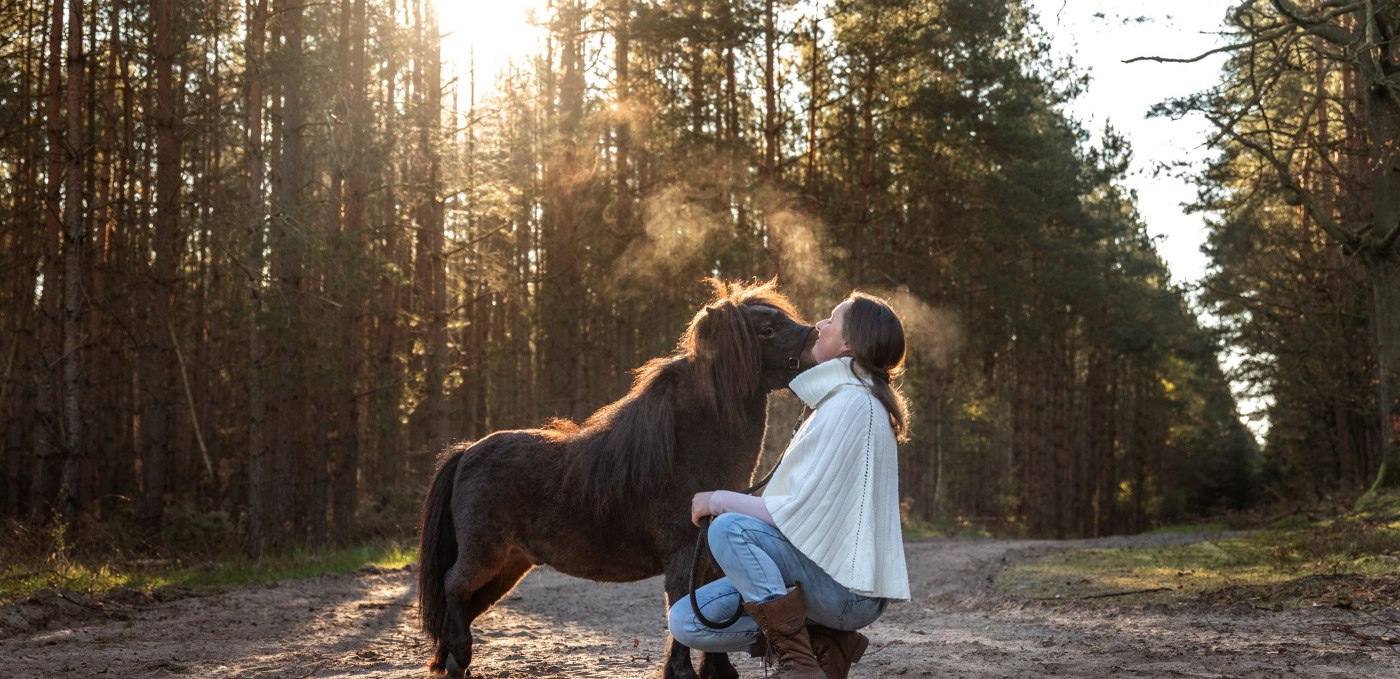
[762,356,911,601]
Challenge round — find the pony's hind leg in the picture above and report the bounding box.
[436,546,535,678]
[467,549,535,617]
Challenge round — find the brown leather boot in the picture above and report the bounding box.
[808,625,869,679]
[741,586,824,679]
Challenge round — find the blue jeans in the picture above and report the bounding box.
[668,512,888,653]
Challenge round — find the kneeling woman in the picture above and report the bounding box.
[671,292,912,679]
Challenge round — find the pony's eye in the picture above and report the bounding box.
[758,326,776,338]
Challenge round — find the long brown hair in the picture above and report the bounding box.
[843,292,911,441]
[560,278,801,510]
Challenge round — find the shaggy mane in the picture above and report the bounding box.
[561,278,801,511]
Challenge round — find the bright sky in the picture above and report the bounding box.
[434,0,546,102]
[1030,0,1231,288]
[1028,2,1272,439]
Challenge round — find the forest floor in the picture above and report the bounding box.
[2,531,1398,678]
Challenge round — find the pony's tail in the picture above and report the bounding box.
[418,446,463,649]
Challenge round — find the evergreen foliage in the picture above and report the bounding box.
[1169,0,1400,506]
[0,0,1260,550]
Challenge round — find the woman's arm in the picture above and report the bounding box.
[690,490,776,526]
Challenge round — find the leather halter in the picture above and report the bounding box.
[788,325,817,372]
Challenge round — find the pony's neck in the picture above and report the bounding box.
[673,376,771,486]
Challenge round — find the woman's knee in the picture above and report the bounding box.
[707,512,772,551]
[669,604,758,653]
[668,604,727,651]
[668,603,700,646]
[707,511,752,539]
[706,513,752,566]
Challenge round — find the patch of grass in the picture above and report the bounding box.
[0,541,418,605]
[901,514,1002,539]
[997,513,1400,610]
[1143,521,1227,536]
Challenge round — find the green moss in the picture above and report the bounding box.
[0,541,417,605]
[1144,521,1227,536]
[997,517,1400,609]
[1369,462,1400,492]
[1355,475,1400,520]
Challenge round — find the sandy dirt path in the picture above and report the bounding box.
[3,533,1397,678]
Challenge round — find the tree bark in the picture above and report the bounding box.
[245,0,270,559]
[269,0,307,544]
[58,0,86,534]
[1366,255,1400,492]
[853,60,876,287]
[415,3,449,457]
[140,0,183,537]
[763,0,776,183]
[540,0,586,418]
[30,0,66,523]
[1361,6,1400,492]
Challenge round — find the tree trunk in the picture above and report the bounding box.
[804,17,819,198]
[58,0,86,534]
[540,0,586,418]
[763,0,776,183]
[1362,34,1400,494]
[269,0,307,545]
[416,4,449,457]
[245,0,270,559]
[853,62,876,287]
[140,0,182,537]
[31,0,66,524]
[329,0,369,545]
[1367,256,1400,493]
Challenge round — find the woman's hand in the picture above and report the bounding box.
[690,491,716,527]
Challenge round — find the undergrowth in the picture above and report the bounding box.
[1,508,419,606]
[997,506,1400,610]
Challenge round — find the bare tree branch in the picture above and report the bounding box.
[1271,0,1363,46]
[1124,26,1291,65]
[1128,2,1360,66]
[1378,214,1400,254]
[1204,99,1365,253]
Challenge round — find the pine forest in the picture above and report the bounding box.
[1,0,1397,560]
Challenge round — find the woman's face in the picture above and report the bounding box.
[812,300,852,364]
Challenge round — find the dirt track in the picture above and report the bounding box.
[3,533,1398,678]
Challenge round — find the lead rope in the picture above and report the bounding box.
[687,405,811,629]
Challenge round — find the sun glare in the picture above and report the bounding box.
[434,0,547,98]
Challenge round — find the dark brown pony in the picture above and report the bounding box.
[418,279,815,679]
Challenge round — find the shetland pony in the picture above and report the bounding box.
[418,279,815,679]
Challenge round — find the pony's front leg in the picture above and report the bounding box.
[662,555,739,679]
[697,651,739,679]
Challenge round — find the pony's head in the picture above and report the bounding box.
[564,278,814,512]
[684,278,816,427]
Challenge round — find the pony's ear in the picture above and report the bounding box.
[687,299,762,427]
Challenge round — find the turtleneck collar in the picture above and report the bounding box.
[789,356,872,408]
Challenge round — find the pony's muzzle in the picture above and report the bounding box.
[788,325,818,370]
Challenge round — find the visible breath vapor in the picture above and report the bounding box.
[766,207,836,314]
[876,287,960,370]
[609,183,728,293]
[606,182,958,374]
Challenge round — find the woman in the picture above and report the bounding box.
[670,292,911,679]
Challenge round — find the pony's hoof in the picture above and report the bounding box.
[696,649,738,679]
[663,664,702,679]
[697,660,738,679]
[445,654,469,679]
